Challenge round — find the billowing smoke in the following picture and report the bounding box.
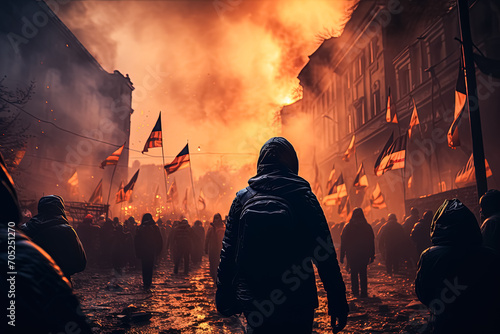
[51,0,359,219]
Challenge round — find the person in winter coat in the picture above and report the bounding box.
[340,208,375,298]
[415,199,500,334]
[0,154,92,334]
[77,214,100,267]
[479,189,500,256]
[410,210,433,257]
[168,218,194,274]
[377,213,405,275]
[216,137,348,334]
[134,213,163,290]
[403,207,420,236]
[205,213,225,281]
[21,195,86,281]
[112,224,130,276]
[100,217,114,268]
[192,219,205,263]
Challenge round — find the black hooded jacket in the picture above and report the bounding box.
[135,214,163,260]
[415,199,500,334]
[340,208,375,267]
[21,195,86,278]
[216,137,348,317]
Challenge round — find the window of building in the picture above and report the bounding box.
[353,97,366,129]
[371,80,381,118]
[369,37,379,64]
[428,34,445,67]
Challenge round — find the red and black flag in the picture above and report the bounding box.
[100,144,125,169]
[455,153,492,187]
[89,179,103,204]
[67,170,79,197]
[142,112,162,153]
[370,183,387,209]
[374,132,407,176]
[338,196,350,219]
[116,169,140,203]
[343,135,356,162]
[353,163,368,192]
[166,178,179,203]
[408,98,420,139]
[115,181,125,204]
[448,60,467,148]
[165,144,190,175]
[323,172,347,206]
[326,164,336,190]
[386,87,398,123]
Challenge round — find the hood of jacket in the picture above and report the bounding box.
[23,195,68,234]
[431,199,482,247]
[247,137,311,196]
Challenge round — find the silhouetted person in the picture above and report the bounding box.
[112,224,130,276]
[410,210,433,257]
[205,213,225,281]
[340,208,375,298]
[77,214,100,267]
[100,217,114,268]
[415,199,500,334]
[378,213,405,275]
[21,195,86,281]
[192,219,205,263]
[403,207,419,236]
[168,218,193,274]
[479,189,500,256]
[216,137,348,334]
[134,213,163,290]
[0,154,92,333]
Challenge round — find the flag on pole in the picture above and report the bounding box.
[448,61,467,148]
[408,98,420,139]
[167,178,179,203]
[326,164,336,190]
[374,132,407,176]
[198,190,206,210]
[312,154,322,198]
[370,183,387,209]
[142,112,162,153]
[67,170,79,196]
[455,153,492,187]
[89,179,103,204]
[100,144,125,169]
[115,181,125,204]
[323,173,347,206]
[164,144,190,175]
[343,135,356,162]
[338,196,350,218]
[116,169,140,202]
[182,188,188,212]
[353,163,369,192]
[386,87,398,123]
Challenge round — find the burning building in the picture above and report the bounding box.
[285,0,500,221]
[0,0,133,215]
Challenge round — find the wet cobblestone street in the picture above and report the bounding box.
[73,256,429,334]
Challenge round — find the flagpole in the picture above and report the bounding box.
[457,0,488,200]
[187,140,200,218]
[105,163,118,220]
[159,111,170,213]
[395,103,407,217]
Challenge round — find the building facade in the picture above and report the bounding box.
[285,0,500,221]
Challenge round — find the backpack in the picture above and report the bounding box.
[235,187,299,281]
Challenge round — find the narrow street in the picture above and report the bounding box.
[73,256,429,333]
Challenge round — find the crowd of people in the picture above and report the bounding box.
[2,138,500,333]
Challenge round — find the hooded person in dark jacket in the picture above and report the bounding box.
[340,207,375,297]
[377,213,405,275]
[479,189,500,256]
[216,137,348,334]
[0,154,91,334]
[21,195,86,281]
[205,213,225,281]
[168,218,194,274]
[192,219,205,264]
[134,213,163,290]
[410,210,433,257]
[415,199,500,334]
